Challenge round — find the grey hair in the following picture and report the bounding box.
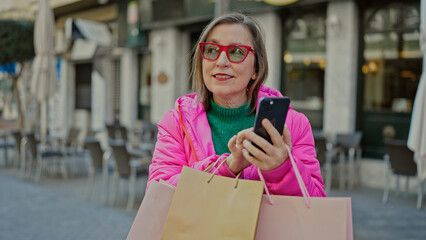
[191,12,268,113]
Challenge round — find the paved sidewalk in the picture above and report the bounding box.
[329,188,426,240]
[1,167,426,240]
[0,169,138,240]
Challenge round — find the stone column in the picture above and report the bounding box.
[120,48,138,128]
[254,12,282,91]
[150,27,189,123]
[323,0,359,134]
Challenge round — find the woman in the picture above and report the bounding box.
[148,13,326,197]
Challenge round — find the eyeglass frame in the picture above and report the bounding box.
[199,42,256,63]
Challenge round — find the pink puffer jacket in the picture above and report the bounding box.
[148,86,326,197]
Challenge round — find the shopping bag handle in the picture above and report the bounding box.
[258,145,311,208]
[206,156,242,188]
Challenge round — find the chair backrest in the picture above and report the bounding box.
[66,127,80,146]
[25,133,38,158]
[106,124,116,139]
[384,139,416,176]
[118,126,128,141]
[314,137,327,165]
[110,141,130,177]
[106,124,128,141]
[84,138,103,169]
[335,131,363,151]
[11,131,22,146]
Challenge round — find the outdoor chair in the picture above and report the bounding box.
[61,127,84,176]
[330,131,363,190]
[109,140,151,211]
[84,137,112,203]
[23,132,65,182]
[106,124,128,141]
[11,130,23,170]
[313,130,333,193]
[0,131,14,167]
[382,139,424,209]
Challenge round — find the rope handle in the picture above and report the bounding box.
[206,156,242,188]
[257,145,311,208]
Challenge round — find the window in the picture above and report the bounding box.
[282,10,326,129]
[75,63,92,110]
[360,0,422,158]
[112,59,121,118]
[363,3,421,112]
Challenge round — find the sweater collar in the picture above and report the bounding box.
[208,99,252,122]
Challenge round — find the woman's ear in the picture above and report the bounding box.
[251,72,257,80]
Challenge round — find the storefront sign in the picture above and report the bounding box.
[264,0,298,5]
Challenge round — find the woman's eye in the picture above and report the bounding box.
[230,48,245,56]
[206,46,219,53]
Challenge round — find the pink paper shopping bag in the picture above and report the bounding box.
[126,180,175,240]
[255,145,353,240]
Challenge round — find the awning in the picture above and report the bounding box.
[55,4,116,29]
[65,18,112,47]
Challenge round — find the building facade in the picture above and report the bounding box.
[1,0,423,162]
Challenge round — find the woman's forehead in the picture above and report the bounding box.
[206,23,253,46]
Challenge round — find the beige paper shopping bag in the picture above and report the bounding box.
[161,164,264,240]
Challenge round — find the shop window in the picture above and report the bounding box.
[282,11,326,129]
[112,59,121,118]
[363,3,421,112]
[360,1,421,158]
[75,63,92,110]
[138,55,151,121]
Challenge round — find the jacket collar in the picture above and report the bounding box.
[176,85,289,121]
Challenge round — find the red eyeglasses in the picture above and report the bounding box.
[199,42,256,63]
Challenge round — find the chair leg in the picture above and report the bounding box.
[34,155,43,183]
[109,172,119,206]
[127,173,136,212]
[102,152,111,205]
[87,167,95,200]
[339,151,345,191]
[325,150,333,193]
[382,155,390,204]
[396,175,401,197]
[20,138,27,178]
[61,156,68,180]
[417,178,423,210]
[404,176,409,198]
[348,148,355,190]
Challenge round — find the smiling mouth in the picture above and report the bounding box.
[213,74,233,79]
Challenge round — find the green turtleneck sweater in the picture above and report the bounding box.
[206,100,255,155]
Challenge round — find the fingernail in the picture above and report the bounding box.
[242,149,248,155]
[243,140,250,146]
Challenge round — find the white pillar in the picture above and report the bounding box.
[120,49,139,128]
[323,1,359,135]
[150,27,188,123]
[58,59,75,137]
[254,12,282,91]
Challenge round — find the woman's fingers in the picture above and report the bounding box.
[243,139,267,159]
[282,125,292,151]
[261,119,285,147]
[228,135,236,149]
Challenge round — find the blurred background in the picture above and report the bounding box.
[0,0,425,239]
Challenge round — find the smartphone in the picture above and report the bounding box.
[253,97,290,148]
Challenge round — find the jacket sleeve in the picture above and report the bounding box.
[147,110,236,189]
[258,112,327,197]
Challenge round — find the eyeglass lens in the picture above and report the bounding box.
[202,44,248,62]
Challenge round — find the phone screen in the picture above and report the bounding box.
[253,97,290,146]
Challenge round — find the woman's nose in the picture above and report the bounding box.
[215,51,230,67]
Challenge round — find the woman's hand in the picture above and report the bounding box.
[226,134,252,174]
[238,119,292,171]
